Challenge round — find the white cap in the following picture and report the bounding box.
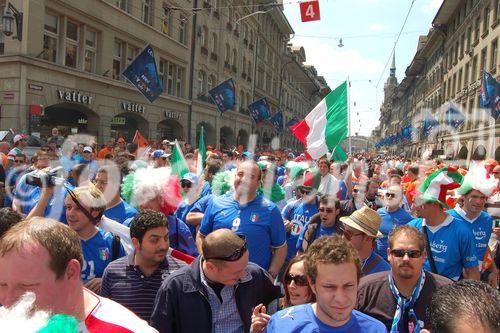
[83,146,93,153]
[13,134,25,144]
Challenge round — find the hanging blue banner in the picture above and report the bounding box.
[247,98,271,124]
[479,70,500,119]
[122,44,163,103]
[445,101,465,129]
[269,111,284,133]
[423,113,439,138]
[208,78,236,113]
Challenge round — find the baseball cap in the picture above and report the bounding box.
[182,172,199,184]
[152,149,170,159]
[13,134,27,144]
[83,146,93,153]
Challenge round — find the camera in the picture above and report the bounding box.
[25,167,64,188]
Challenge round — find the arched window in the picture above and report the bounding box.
[210,33,217,53]
[198,70,206,95]
[207,75,213,92]
[200,26,208,47]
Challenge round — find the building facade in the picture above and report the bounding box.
[0,0,328,150]
[378,0,499,161]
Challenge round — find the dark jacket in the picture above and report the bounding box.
[150,257,282,333]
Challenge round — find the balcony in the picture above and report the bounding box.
[210,52,218,61]
[224,61,230,69]
[201,46,208,56]
[226,22,232,31]
[231,65,237,73]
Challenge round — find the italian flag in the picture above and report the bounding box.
[197,126,206,176]
[290,81,348,159]
[171,139,189,178]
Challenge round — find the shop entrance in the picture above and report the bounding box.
[110,113,149,142]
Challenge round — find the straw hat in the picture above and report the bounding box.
[339,206,383,238]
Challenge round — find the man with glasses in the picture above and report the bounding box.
[376,185,413,260]
[297,194,342,254]
[357,225,452,332]
[340,206,391,276]
[151,228,281,333]
[80,146,99,180]
[175,172,200,238]
[151,149,170,168]
[7,134,27,169]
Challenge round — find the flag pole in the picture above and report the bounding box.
[347,77,352,155]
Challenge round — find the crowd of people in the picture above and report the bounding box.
[0,128,499,333]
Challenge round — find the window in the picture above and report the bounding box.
[491,39,498,71]
[200,26,208,48]
[467,26,472,51]
[472,55,478,81]
[207,75,213,92]
[159,59,185,97]
[43,13,58,62]
[65,21,79,68]
[242,56,246,73]
[168,63,174,95]
[247,60,252,75]
[142,0,152,25]
[480,47,487,72]
[464,62,469,86]
[197,70,206,95]
[210,33,217,53]
[176,67,184,98]
[232,49,237,66]
[162,3,173,35]
[84,29,97,73]
[475,16,481,41]
[179,15,187,44]
[159,59,167,89]
[458,69,462,91]
[483,6,490,35]
[225,43,230,62]
[495,0,500,22]
[115,0,129,12]
[126,45,138,66]
[113,39,123,80]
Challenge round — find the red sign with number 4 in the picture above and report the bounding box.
[300,1,321,22]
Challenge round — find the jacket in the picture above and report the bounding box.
[151,257,282,333]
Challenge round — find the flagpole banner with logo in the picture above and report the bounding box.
[248,98,271,124]
[122,44,163,103]
[208,78,236,113]
[479,71,500,119]
[269,111,284,133]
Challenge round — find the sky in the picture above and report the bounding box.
[282,0,444,137]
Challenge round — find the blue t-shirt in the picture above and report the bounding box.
[191,194,213,213]
[376,207,413,260]
[175,200,197,238]
[81,228,126,283]
[448,208,493,263]
[14,172,70,223]
[363,251,391,275]
[282,199,319,260]
[200,193,287,270]
[409,216,478,280]
[123,214,198,257]
[104,200,138,224]
[297,223,337,253]
[266,304,386,333]
[200,182,212,197]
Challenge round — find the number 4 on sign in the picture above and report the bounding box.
[300,1,321,22]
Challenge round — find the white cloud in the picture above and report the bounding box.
[421,0,443,14]
[369,23,389,32]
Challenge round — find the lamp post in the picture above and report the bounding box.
[2,2,23,41]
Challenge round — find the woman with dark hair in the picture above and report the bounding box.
[251,255,315,332]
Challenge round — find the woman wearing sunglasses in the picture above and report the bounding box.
[251,255,315,333]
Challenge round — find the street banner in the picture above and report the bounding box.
[269,111,284,133]
[208,78,236,113]
[479,70,499,119]
[248,98,271,124]
[122,44,163,103]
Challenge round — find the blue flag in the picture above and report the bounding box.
[247,98,271,123]
[423,113,439,137]
[208,78,236,113]
[269,111,284,133]
[445,101,465,129]
[122,44,163,103]
[479,70,500,119]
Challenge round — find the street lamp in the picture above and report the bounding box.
[2,3,23,41]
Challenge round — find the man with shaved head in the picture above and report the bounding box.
[151,228,281,333]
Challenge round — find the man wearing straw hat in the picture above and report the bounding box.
[340,206,390,276]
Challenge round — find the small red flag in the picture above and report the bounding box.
[300,1,321,22]
[29,104,42,116]
[132,130,149,148]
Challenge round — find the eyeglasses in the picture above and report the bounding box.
[205,236,247,262]
[300,188,311,194]
[385,192,396,198]
[341,227,365,241]
[42,148,51,152]
[14,159,24,163]
[353,189,360,193]
[319,207,334,213]
[390,249,422,258]
[284,273,308,286]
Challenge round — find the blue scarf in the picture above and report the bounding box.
[388,270,425,333]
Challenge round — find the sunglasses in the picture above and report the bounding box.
[284,273,308,286]
[353,189,361,193]
[385,192,396,198]
[42,148,51,152]
[341,227,364,241]
[319,207,334,213]
[390,249,422,258]
[205,235,247,262]
[181,180,192,188]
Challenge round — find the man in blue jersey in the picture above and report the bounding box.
[266,235,386,332]
[448,172,498,286]
[376,184,413,260]
[199,154,223,197]
[95,166,138,224]
[65,185,126,293]
[340,206,391,276]
[198,160,287,278]
[281,169,319,262]
[408,167,480,281]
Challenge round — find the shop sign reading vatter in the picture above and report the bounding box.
[57,89,94,104]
